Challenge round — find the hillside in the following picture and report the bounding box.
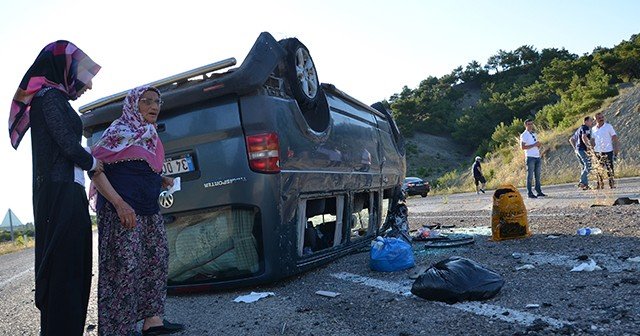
[404,132,471,179]
[540,82,640,181]
[456,82,640,191]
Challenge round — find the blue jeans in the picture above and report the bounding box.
[576,149,591,186]
[526,156,542,195]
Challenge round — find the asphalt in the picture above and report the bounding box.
[1,178,639,335]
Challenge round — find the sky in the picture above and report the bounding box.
[1,0,639,223]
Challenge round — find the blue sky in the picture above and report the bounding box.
[1,0,639,222]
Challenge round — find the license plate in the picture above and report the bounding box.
[163,154,195,176]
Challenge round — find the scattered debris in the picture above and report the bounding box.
[408,266,428,279]
[233,291,275,303]
[627,256,640,263]
[570,259,602,272]
[315,290,340,298]
[423,234,474,248]
[412,227,440,241]
[577,227,602,235]
[546,235,561,239]
[424,223,456,230]
[525,304,540,309]
[516,264,535,271]
[613,197,639,205]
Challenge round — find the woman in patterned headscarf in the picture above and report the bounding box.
[9,41,101,335]
[91,86,184,335]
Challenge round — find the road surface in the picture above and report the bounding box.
[1,178,639,335]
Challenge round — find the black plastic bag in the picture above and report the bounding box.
[411,257,504,303]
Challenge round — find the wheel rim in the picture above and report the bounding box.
[295,48,318,99]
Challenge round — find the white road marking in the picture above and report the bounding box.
[0,267,34,289]
[412,213,584,219]
[331,272,572,329]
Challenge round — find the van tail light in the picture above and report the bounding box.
[246,132,281,173]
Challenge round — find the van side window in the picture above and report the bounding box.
[350,192,375,240]
[381,190,392,231]
[297,196,344,256]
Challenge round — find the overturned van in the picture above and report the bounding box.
[80,32,406,292]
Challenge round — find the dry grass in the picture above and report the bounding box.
[431,127,640,195]
[0,237,35,256]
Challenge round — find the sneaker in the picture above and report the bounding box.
[528,194,537,199]
[536,193,547,197]
[480,189,485,194]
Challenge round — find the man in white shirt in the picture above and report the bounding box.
[591,112,619,188]
[520,119,546,198]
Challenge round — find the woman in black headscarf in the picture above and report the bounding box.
[9,40,101,335]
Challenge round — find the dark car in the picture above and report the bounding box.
[403,177,430,197]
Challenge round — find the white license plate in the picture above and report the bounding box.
[162,155,195,176]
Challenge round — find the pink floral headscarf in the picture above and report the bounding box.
[91,85,164,172]
[9,41,100,149]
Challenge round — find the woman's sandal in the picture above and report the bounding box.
[142,320,185,335]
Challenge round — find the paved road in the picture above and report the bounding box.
[412,177,640,213]
[1,178,639,335]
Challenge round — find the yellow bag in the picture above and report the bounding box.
[491,185,530,241]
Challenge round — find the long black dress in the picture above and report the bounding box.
[30,87,94,335]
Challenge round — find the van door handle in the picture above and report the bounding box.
[157,123,166,132]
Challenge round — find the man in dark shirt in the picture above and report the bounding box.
[472,156,486,194]
[568,116,594,190]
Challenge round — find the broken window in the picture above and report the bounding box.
[381,189,391,230]
[350,191,379,240]
[298,196,344,256]
[165,206,262,285]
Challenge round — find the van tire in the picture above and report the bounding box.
[279,38,330,132]
[280,38,321,112]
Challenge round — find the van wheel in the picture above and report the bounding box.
[280,38,321,112]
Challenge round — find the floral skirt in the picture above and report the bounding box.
[97,203,168,335]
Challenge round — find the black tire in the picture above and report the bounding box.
[278,38,329,132]
[280,38,321,112]
[421,193,427,197]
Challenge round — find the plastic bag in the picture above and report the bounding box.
[410,257,504,303]
[369,236,415,272]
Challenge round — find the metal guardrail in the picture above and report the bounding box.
[79,57,237,113]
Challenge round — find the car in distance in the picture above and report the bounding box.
[403,177,430,197]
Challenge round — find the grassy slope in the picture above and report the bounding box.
[406,83,640,194]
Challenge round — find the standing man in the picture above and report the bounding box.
[569,116,594,190]
[472,156,486,194]
[520,119,546,198]
[591,112,619,189]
